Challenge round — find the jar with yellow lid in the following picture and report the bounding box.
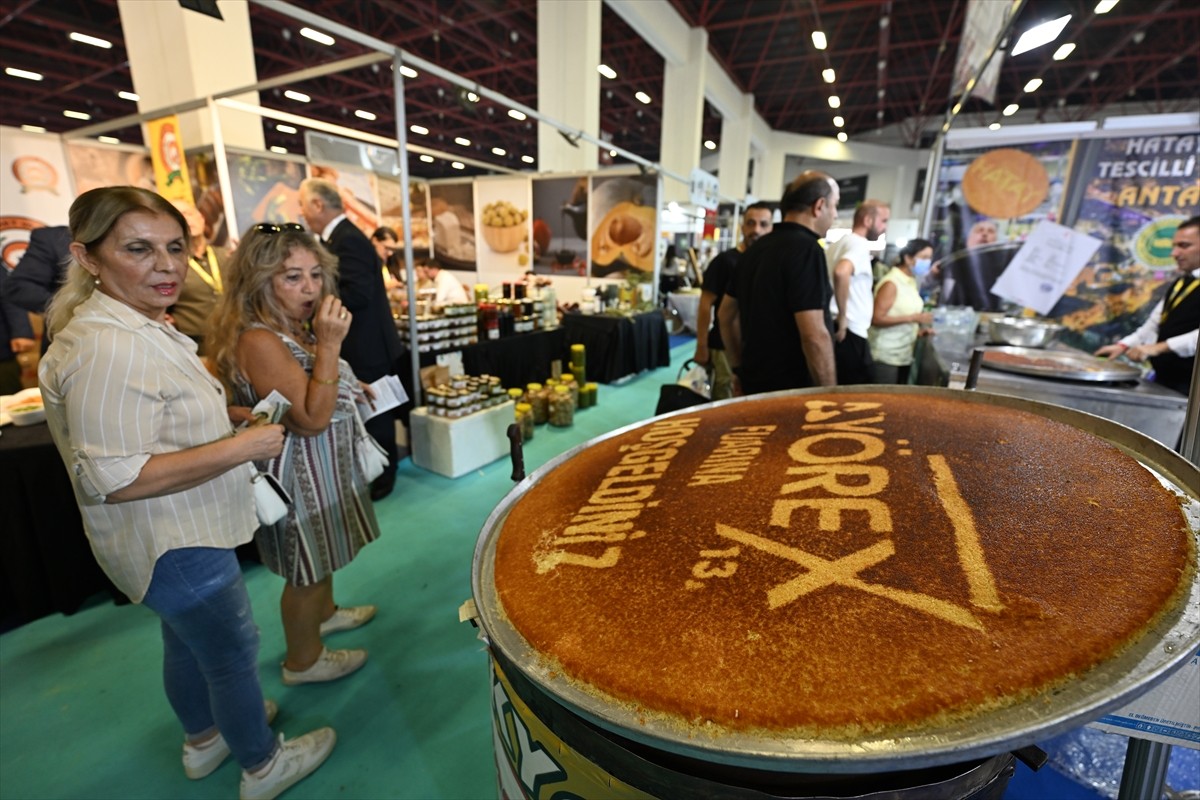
[548,384,574,427]
[515,402,535,441]
[525,382,548,425]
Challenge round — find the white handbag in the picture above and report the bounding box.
[252,470,291,526]
[354,412,389,483]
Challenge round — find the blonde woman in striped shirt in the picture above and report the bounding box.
[40,187,334,800]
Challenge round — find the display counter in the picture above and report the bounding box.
[561,310,670,384]
[398,327,566,399]
[409,401,514,479]
[914,336,1187,448]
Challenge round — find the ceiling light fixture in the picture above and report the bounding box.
[117,90,139,101]
[1003,103,1020,116]
[521,155,535,164]
[299,27,335,46]
[952,102,962,115]
[1053,43,1076,60]
[451,161,465,170]
[828,95,841,108]
[466,92,479,102]
[837,132,848,143]
[833,116,844,127]
[419,155,435,163]
[97,135,119,144]
[1094,0,1119,12]
[20,125,46,133]
[283,90,310,103]
[63,110,91,120]
[822,68,836,83]
[354,109,376,120]
[703,139,716,150]
[1024,78,1044,93]
[1010,15,1072,56]
[597,64,617,79]
[635,91,651,104]
[455,136,471,146]
[399,65,418,79]
[508,109,526,121]
[609,149,617,157]
[69,32,112,49]
[812,31,827,50]
[270,146,289,154]
[410,124,429,135]
[276,124,297,134]
[989,122,1002,130]
[491,147,506,156]
[5,67,43,81]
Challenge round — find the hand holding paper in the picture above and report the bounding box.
[357,375,409,422]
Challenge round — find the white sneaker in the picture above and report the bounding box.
[318,605,377,636]
[183,699,279,780]
[239,729,336,800]
[281,648,367,685]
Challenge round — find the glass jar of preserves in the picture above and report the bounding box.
[525,383,548,425]
[515,402,535,442]
[548,384,574,427]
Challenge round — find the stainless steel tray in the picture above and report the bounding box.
[980,345,1143,382]
[471,386,1200,774]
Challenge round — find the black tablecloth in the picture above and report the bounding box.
[397,327,568,400]
[0,422,121,623]
[561,310,671,383]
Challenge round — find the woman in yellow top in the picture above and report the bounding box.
[869,239,935,384]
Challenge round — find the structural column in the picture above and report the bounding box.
[717,93,755,202]
[117,0,263,150]
[536,0,600,173]
[659,26,707,204]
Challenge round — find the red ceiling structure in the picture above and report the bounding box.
[1,0,1196,180]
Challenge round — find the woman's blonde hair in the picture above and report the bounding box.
[45,186,190,338]
[207,224,339,394]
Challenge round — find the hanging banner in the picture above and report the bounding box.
[146,115,193,204]
[0,126,74,270]
[951,0,1013,105]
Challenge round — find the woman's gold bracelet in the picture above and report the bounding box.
[310,376,339,385]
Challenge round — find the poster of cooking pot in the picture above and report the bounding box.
[223,149,306,231]
[589,174,658,278]
[308,163,381,239]
[530,175,587,276]
[377,178,431,256]
[428,181,477,271]
[475,176,532,273]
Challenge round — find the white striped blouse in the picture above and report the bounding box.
[38,291,258,602]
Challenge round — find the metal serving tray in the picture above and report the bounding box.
[471,386,1200,774]
[980,345,1143,383]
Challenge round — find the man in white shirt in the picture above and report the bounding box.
[1095,216,1200,395]
[826,200,889,385]
[417,258,469,305]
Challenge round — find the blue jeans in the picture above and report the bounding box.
[142,547,275,771]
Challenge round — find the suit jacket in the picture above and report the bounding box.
[4,225,71,314]
[326,218,402,381]
[171,245,229,350]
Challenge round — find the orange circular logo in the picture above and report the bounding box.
[960,148,1049,219]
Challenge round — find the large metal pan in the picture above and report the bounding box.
[981,345,1144,383]
[471,386,1199,774]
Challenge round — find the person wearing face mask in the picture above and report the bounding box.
[869,239,935,385]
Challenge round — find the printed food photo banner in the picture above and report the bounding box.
[0,127,74,271]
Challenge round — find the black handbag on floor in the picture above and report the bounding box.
[655,360,711,415]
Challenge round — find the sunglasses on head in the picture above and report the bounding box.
[253,222,306,235]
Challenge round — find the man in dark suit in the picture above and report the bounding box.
[3,225,71,354]
[300,178,404,500]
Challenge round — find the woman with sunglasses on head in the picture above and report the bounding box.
[209,222,381,688]
[40,188,335,800]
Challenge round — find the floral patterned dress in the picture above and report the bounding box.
[235,330,381,586]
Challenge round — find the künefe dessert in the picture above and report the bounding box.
[493,392,1194,738]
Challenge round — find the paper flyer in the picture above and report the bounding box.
[357,375,408,422]
[991,220,1102,315]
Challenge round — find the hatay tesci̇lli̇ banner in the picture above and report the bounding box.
[1054,133,1199,351]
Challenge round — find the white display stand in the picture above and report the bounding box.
[409,401,514,479]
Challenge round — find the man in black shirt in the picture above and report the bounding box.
[718,171,839,395]
[694,202,774,399]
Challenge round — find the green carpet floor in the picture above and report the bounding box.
[0,340,693,800]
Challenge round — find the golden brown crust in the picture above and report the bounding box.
[494,393,1194,737]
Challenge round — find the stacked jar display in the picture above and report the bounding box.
[425,373,509,419]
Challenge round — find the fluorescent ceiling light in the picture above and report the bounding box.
[609,149,617,157]
[410,124,429,135]
[1003,103,1020,116]
[597,64,617,79]
[283,90,310,103]
[828,95,841,108]
[836,132,848,143]
[454,136,471,146]
[20,125,46,133]
[399,65,418,79]
[354,109,376,120]
[466,92,479,102]
[69,32,112,49]
[97,135,119,144]
[1053,43,1076,60]
[833,115,845,127]
[635,91,651,104]
[1010,15,1071,56]
[63,109,91,120]
[299,27,335,46]
[451,161,465,170]
[521,155,534,164]
[1024,78,1044,93]
[822,68,835,83]
[419,154,435,163]
[508,109,526,121]
[269,145,288,154]
[276,124,297,134]
[989,122,1002,130]
[491,147,506,156]
[5,67,43,81]
[703,139,716,150]
[1094,0,1119,12]
[812,31,827,50]
[117,90,139,101]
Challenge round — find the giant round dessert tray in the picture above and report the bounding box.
[471,386,1200,774]
[980,345,1143,383]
